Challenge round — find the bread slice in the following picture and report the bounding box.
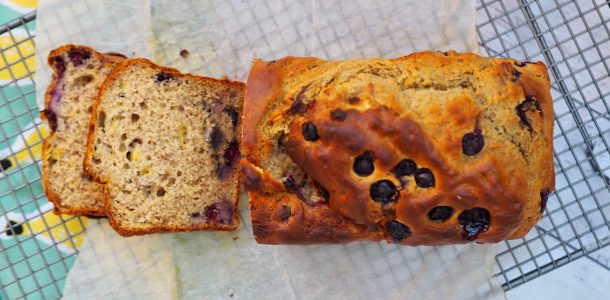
[84,59,244,235]
[42,45,125,216]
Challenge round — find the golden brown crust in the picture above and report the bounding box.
[84,58,245,236]
[41,44,125,216]
[242,57,322,161]
[243,51,555,245]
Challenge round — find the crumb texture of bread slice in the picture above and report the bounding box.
[42,45,124,216]
[242,51,554,245]
[85,59,244,235]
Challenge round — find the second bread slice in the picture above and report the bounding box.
[85,59,244,235]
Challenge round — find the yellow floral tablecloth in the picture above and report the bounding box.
[1,1,87,299]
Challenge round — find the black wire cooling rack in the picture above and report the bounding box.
[477,0,610,290]
[1,0,609,298]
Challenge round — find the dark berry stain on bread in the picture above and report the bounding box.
[462,129,485,156]
[48,87,62,109]
[203,201,234,225]
[277,205,292,222]
[224,106,240,128]
[216,141,240,180]
[330,109,347,121]
[391,159,417,177]
[67,48,91,66]
[191,200,234,225]
[427,206,454,222]
[414,168,435,188]
[301,122,319,141]
[288,96,316,115]
[386,220,411,242]
[287,85,313,115]
[370,180,399,204]
[129,138,143,147]
[540,189,551,213]
[512,68,522,81]
[200,200,231,223]
[48,56,68,121]
[514,60,530,67]
[210,126,225,150]
[283,175,296,190]
[346,96,360,104]
[287,98,306,115]
[458,208,491,240]
[276,133,286,148]
[314,183,330,202]
[282,175,312,204]
[154,72,173,83]
[52,55,66,76]
[224,140,239,166]
[43,109,59,131]
[215,164,231,180]
[353,151,375,177]
[296,85,308,102]
[516,96,542,131]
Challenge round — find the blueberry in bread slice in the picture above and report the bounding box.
[84,59,244,235]
[242,51,554,245]
[42,45,126,216]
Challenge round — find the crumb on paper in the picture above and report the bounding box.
[229,293,234,298]
[232,236,239,241]
[180,49,190,58]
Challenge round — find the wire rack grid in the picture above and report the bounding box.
[1,12,90,300]
[0,0,609,299]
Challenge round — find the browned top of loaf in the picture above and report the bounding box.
[242,51,554,245]
[41,44,125,216]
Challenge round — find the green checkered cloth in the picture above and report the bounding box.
[1,3,84,299]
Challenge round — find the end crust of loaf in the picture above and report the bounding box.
[41,44,125,216]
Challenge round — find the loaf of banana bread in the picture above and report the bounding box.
[242,51,554,245]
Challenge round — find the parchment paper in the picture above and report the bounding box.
[34,1,505,299]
